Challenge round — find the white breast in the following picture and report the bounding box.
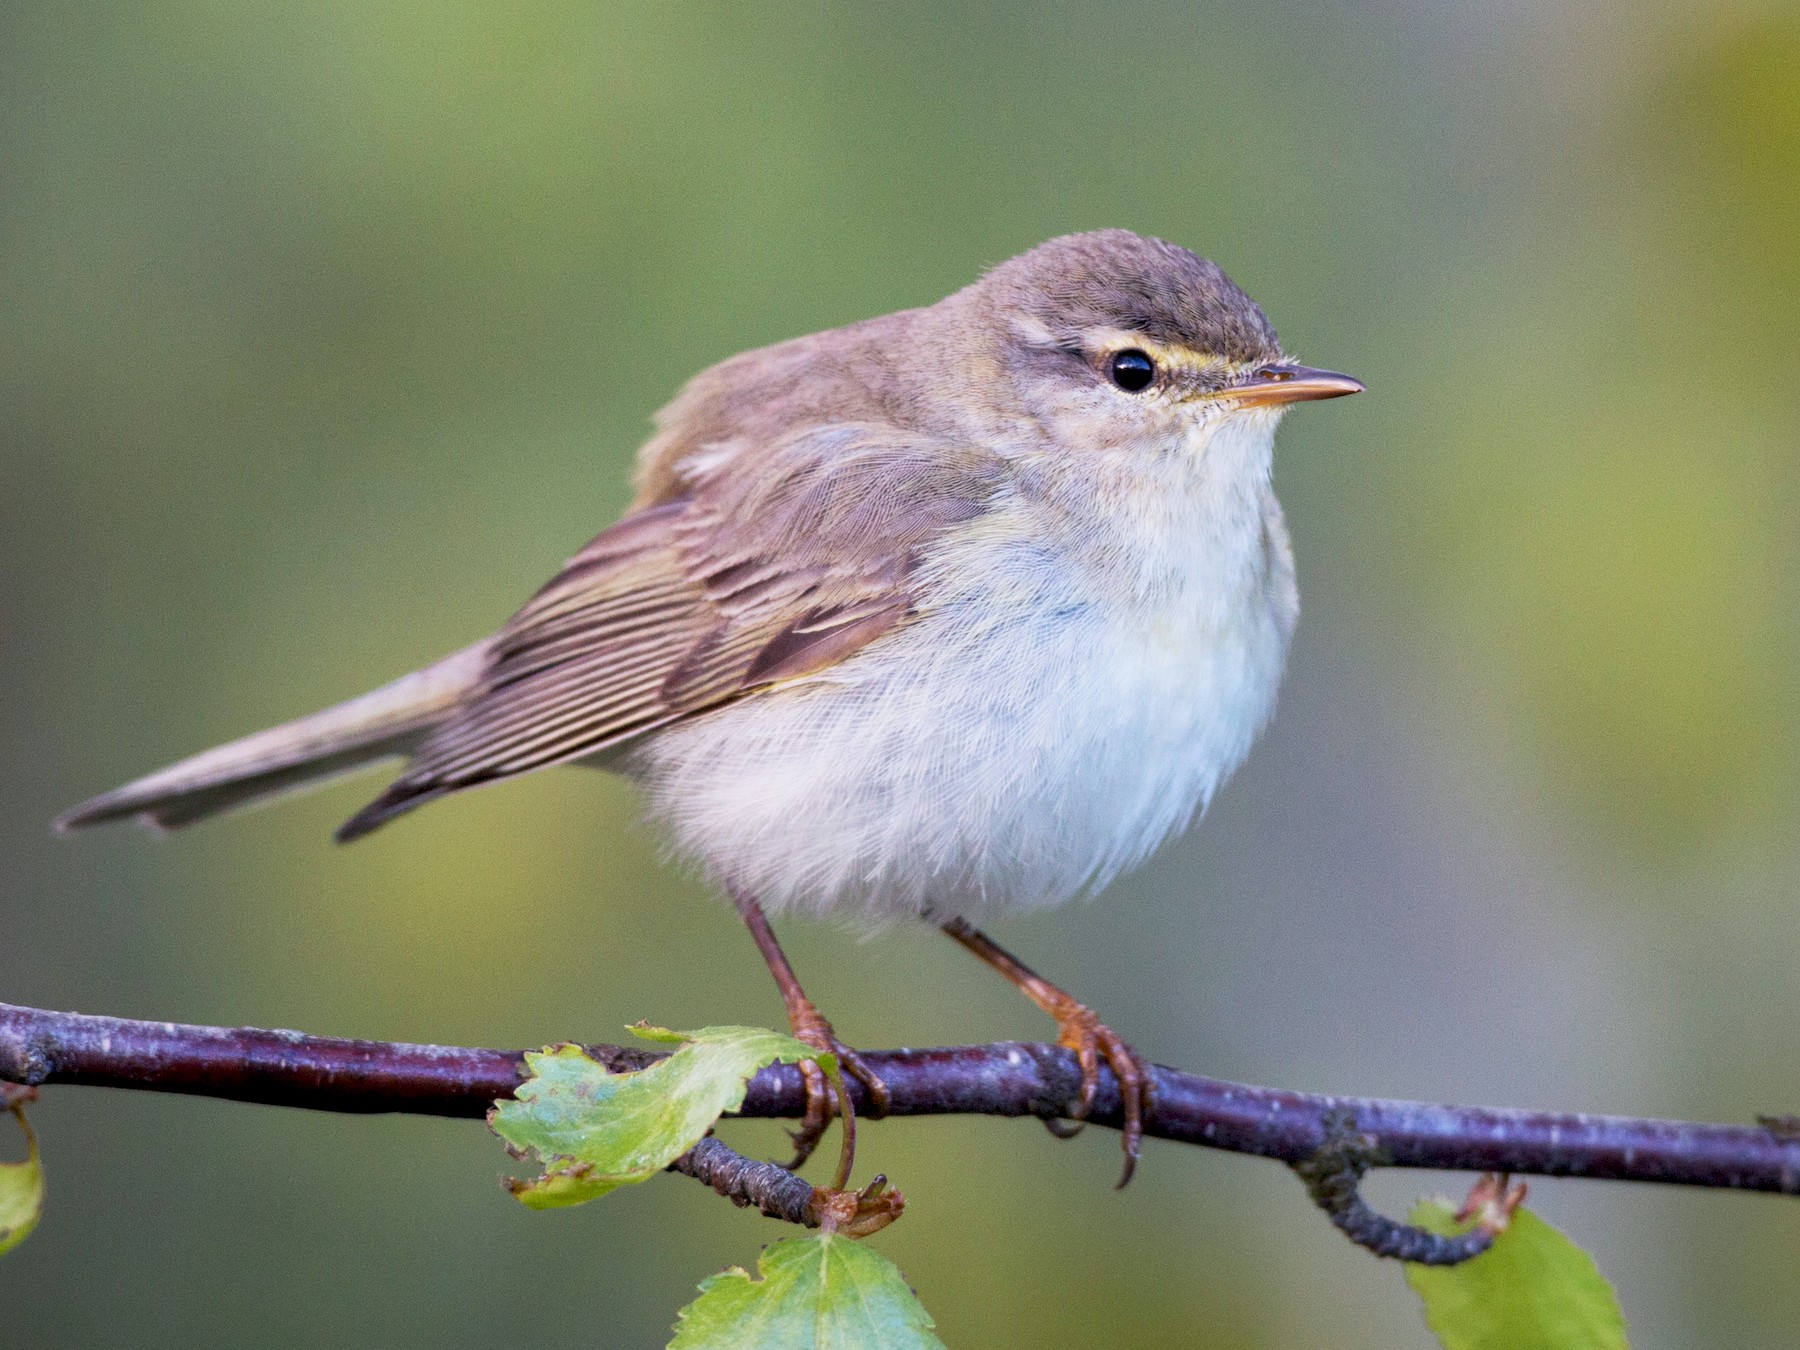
[628,418,1297,925]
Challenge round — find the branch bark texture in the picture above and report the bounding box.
[5,1002,1797,1198]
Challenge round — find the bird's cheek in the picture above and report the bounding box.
[1051,399,1148,456]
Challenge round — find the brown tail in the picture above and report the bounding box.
[55,643,489,835]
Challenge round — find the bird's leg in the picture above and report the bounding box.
[939,917,1152,1187]
[728,884,890,1190]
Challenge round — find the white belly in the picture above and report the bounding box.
[627,480,1296,925]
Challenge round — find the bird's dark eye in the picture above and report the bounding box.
[1108,349,1156,392]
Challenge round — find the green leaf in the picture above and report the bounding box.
[670,1233,943,1350]
[491,1024,833,1209]
[0,1106,44,1258]
[1404,1199,1629,1350]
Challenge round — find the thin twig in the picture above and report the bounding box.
[1294,1109,1496,1265]
[666,1140,905,1237]
[5,1001,1799,1228]
[668,1136,818,1224]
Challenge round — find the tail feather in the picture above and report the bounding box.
[55,642,489,835]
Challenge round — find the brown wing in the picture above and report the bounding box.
[336,426,1004,839]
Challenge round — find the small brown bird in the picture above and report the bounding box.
[59,230,1360,1188]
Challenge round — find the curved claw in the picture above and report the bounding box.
[780,1016,890,1191]
[832,1041,892,1119]
[782,1058,837,1172]
[1052,1003,1152,1189]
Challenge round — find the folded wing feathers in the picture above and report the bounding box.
[337,430,1005,838]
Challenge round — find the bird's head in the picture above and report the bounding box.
[943,230,1360,465]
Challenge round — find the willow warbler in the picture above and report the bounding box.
[59,230,1362,1185]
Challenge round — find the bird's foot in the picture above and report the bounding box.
[782,1002,890,1191]
[1044,996,1152,1188]
[936,915,1152,1187]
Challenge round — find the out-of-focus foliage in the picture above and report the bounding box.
[1370,13,1800,854]
[1405,1199,1629,1350]
[491,1027,832,1208]
[670,1234,942,1350]
[0,1107,43,1258]
[1648,17,1800,324]
[5,3,1799,1347]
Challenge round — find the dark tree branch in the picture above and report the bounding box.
[5,1000,1798,1258]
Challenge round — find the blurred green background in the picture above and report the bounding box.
[3,3,1797,1345]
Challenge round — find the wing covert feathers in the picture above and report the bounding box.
[338,428,1005,840]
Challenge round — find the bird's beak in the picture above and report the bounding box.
[1217,364,1364,408]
